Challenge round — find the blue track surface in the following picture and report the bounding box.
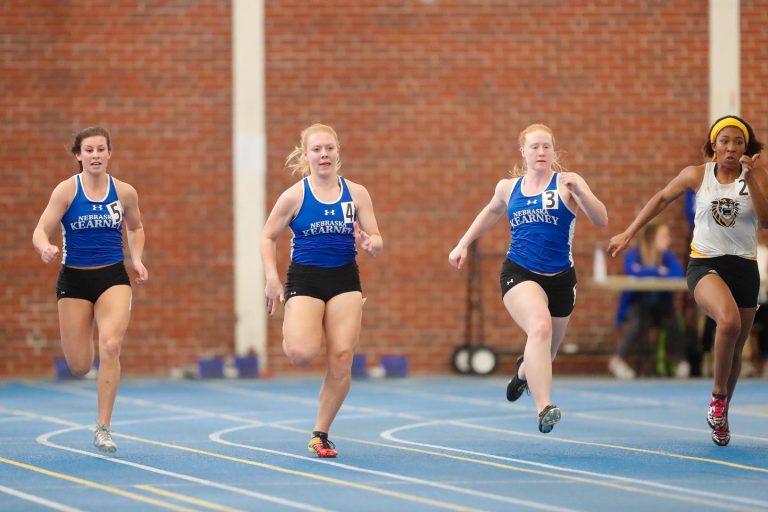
[1,377,767,511]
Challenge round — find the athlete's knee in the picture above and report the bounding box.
[714,316,741,341]
[99,337,122,362]
[283,342,319,367]
[67,358,92,376]
[527,318,553,344]
[327,347,354,379]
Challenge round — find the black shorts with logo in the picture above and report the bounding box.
[686,255,759,308]
[285,261,362,303]
[56,262,131,303]
[499,258,577,317]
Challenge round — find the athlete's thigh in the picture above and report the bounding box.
[503,281,551,334]
[58,298,95,361]
[93,285,132,341]
[693,274,739,322]
[283,296,326,349]
[323,291,364,353]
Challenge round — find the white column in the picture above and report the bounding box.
[709,0,740,121]
[233,0,267,365]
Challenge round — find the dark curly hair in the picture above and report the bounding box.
[702,115,763,159]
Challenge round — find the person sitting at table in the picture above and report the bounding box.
[609,222,690,379]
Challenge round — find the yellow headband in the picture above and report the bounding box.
[709,117,749,145]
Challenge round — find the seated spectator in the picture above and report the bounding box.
[609,223,690,379]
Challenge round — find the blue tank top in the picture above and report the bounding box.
[505,173,576,274]
[61,174,124,267]
[289,176,357,267]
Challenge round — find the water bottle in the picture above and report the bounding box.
[593,244,607,282]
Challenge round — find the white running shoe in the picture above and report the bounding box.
[94,424,117,453]
[538,405,561,434]
[608,356,636,380]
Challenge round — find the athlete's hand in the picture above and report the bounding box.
[448,245,467,269]
[355,222,381,257]
[607,232,632,258]
[133,260,149,284]
[559,171,583,197]
[264,278,284,316]
[40,244,60,264]
[741,153,760,174]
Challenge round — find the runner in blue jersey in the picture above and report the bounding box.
[261,124,383,458]
[33,127,148,453]
[450,124,607,433]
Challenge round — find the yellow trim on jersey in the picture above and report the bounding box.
[689,242,707,258]
[690,243,757,260]
[709,117,749,144]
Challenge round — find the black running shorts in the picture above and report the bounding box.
[686,255,759,308]
[56,262,131,303]
[285,261,362,303]
[499,258,577,317]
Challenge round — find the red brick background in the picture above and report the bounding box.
[1,1,233,377]
[2,1,767,377]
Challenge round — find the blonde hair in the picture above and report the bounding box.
[638,222,664,267]
[285,123,342,177]
[509,123,567,177]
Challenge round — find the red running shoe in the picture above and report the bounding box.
[308,434,338,458]
[707,395,730,446]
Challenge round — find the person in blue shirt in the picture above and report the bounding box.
[32,126,148,453]
[608,222,689,379]
[449,123,607,434]
[260,124,382,458]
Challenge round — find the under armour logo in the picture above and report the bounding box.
[506,279,514,286]
[324,209,335,216]
[527,199,538,205]
[289,291,297,296]
[92,205,103,211]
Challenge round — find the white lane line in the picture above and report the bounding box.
[441,418,768,473]
[18,382,768,510]
[33,423,332,512]
[570,412,768,442]
[353,381,768,442]
[34,416,486,512]
[135,485,245,512]
[0,484,85,512]
[380,419,768,511]
[210,423,582,512]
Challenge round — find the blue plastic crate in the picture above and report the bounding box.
[198,357,225,379]
[235,355,259,378]
[380,354,408,378]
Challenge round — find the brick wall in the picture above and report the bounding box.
[743,1,768,143]
[264,0,714,375]
[0,1,233,377]
[3,1,767,377]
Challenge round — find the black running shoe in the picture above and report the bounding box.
[538,404,561,434]
[506,355,528,402]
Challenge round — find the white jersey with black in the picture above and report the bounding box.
[690,161,757,260]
